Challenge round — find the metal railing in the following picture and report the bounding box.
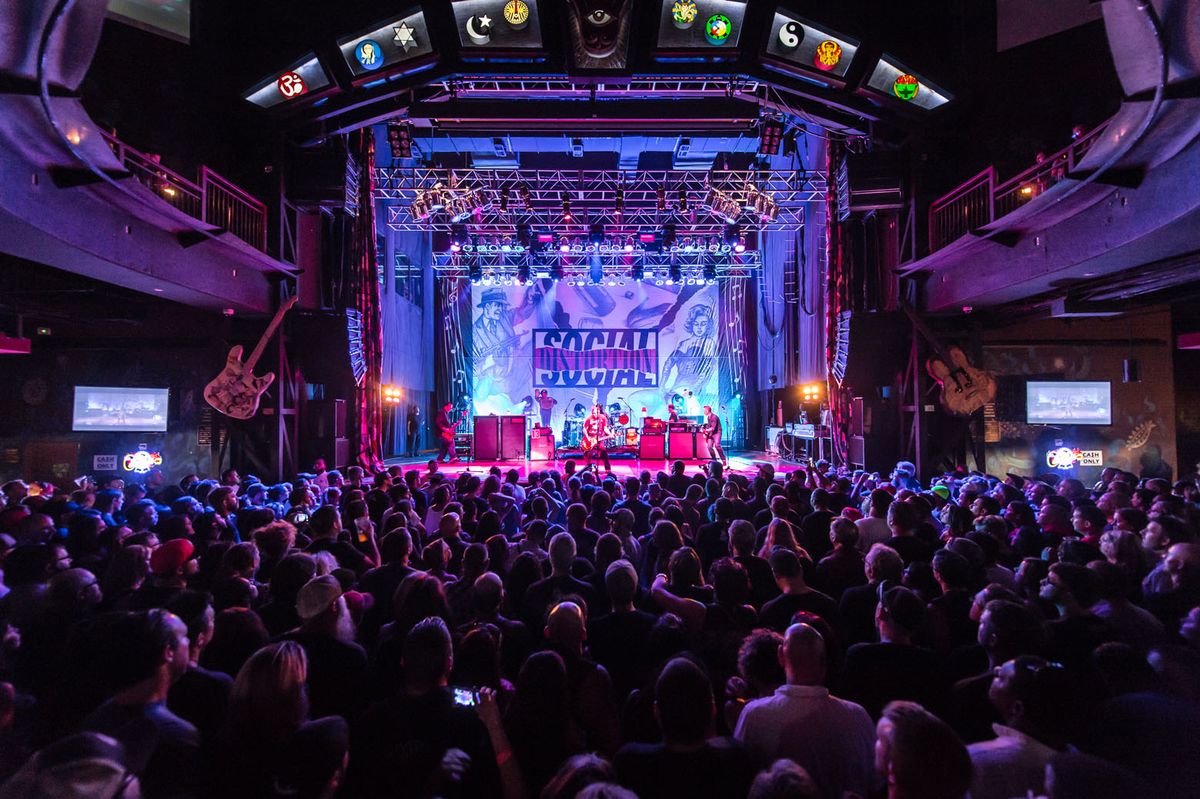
[926,123,1106,254]
[102,131,268,252]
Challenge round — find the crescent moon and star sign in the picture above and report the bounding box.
[466,13,494,45]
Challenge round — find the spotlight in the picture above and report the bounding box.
[387,122,412,159]
[678,188,688,212]
[468,260,482,282]
[571,137,584,158]
[800,383,824,403]
[758,118,784,155]
[703,261,717,282]
[662,223,677,251]
[559,237,570,253]
[631,261,644,280]
[518,183,532,208]
[624,238,635,253]
[723,224,740,251]
[450,223,468,253]
[734,234,747,253]
[589,223,605,248]
[499,188,509,212]
[669,263,682,284]
[657,187,667,212]
[615,186,624,219]
[516,223,532,251]
[382,385,404,405]
[561,191,572,221]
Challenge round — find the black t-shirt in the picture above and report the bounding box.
[734,555,780,610]
[614,738,754,799]
[167,665,232,746]
[758,589,841,633]
[81,700,203,798]
[882,535,934,565]
[694,521,730,573]
[521,574,599,628]
[839,641,948,719]
[348,688,499,799]
[800,510,836,560]
[279,630,369,720]
[306,537,372,575]
[357,562,415,644]
[589,609,657,700]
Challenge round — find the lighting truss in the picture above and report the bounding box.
[437,76,762,101]
[377,168,823,234]
[430,248,762,283]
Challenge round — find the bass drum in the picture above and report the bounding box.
[618,413,630,425]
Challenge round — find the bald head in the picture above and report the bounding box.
[781,622,826,686]
[472,572,504,614]
[545,600,586,652]
[1166,543,1200,590]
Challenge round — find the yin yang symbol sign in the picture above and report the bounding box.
[778,21,801,49]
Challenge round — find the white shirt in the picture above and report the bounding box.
[967,724,1058,799]
[855,516,892,552]
[735,684,876,799]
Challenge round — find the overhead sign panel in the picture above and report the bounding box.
[338,9,434,77]
[865,57,951,110]
[452,0,544,49]
[243,54,330,109]
[763,11,858,80]
[656,0,746,49]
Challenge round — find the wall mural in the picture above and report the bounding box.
[470,280,720,433]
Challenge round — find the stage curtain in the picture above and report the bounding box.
[350,129,384,468]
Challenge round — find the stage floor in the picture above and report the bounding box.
[383,450,787,480]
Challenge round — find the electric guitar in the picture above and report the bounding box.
[901,303,996,416]
[438,409,469,443]
[204,296,298,420]
[581,418,616,452]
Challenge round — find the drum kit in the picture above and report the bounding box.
[561,402,638,449]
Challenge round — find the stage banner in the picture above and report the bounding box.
[470,281,720,432]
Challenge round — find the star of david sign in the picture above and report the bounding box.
[393,22,417,52]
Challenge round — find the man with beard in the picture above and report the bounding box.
[281,575,368,720]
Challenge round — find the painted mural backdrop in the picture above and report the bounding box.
[470,280,720,433]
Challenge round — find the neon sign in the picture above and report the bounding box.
[1046,447,1103,470]
[893,74,920,101]
[123,449,163,474]
[814,40,842,71]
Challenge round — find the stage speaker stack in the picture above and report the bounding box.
[473,416,500,461]
[304,399,349,468]
[668,424,694,460]
[530,427,555,461]
[831,311,909,392]
[500,415,527,460]
[639,430,666,459]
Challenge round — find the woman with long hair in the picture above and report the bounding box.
[505,650,584,797]
[99,544,150,611]
[215,641,310,798]
[757,518,801,562]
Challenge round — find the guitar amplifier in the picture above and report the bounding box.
[667,422,691,432]
[500,415,526,461]
[473,416,500,460]
[696,432,718,460]
[454,433,472,457]
[668,430,695,460]
[643,418,665,432]
[530,427,555,461]
[639,431,666,459]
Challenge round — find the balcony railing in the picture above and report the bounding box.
[927,123,1105,254]
[102,131,268,252]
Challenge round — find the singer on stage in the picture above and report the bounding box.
[581,403,612,471]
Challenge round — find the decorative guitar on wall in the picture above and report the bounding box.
[901,303,997,416]
[204,296,299,420]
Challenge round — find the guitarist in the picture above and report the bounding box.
[581,404,612,472]
[434,402,463,464]
[701,405,727,467]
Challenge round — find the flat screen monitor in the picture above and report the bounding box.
[72,386,169,432]
[1025,381,1111,425]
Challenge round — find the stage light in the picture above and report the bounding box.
[450,223,467,253]
[468,260,482,282]
[669,263,682,283]
[559,237,570,253]
[682,237,695,253]
[516,224,531,251]
[1019,183,1037,199]
[703,261,717,282]
[561,191,572,221]
[759,118,784,155]
[571,137,584,158]
[657,187,667,212]
[499,188,509,212]
[624,239,635,253]
[631,261,644,280]
[615,186,624,218]
[387,122,412,159]
[518,183,532,208]
[589,223,605,248]
[662,223,677,251]
[734,234,747,253]
[678,188,688,212]
[800,383,824,402]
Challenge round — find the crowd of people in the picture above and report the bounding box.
[0,455,1198,798]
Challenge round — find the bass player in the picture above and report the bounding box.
[701,405,727,467]
[435,402,465,463]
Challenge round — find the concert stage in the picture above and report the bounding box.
[383,450,790,480]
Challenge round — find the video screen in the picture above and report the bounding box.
[1026,381,1111,425]
[72,386,169,432]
